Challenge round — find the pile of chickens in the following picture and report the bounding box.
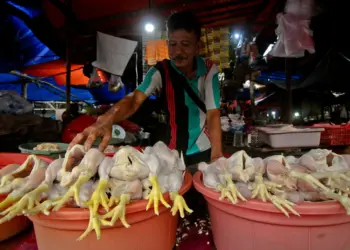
[0,142,192,240]
[199,149,350,217]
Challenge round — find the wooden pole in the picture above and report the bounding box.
[285,58,292,123]
[65,0,72,115]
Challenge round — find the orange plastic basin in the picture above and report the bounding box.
[193,171,350,250]
[29,172,192,250]
[0,153,53,242]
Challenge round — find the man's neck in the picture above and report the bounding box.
[178,58,197,79]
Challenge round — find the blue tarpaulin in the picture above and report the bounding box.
[0,9,124,103]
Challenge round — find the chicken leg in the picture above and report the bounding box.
[83,157,113,214]
[53,148,105,211]
[217,158,246,204]
[0,161,48,222]
[167,157,192,218]
[0,155,39,187]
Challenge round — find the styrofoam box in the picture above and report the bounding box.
[256,127,325,148]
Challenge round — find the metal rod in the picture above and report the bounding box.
[9,71,91,105]
[65,0,72,115]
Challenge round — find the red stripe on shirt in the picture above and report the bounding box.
[163,61,177,149]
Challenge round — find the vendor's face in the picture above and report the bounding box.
[168,29,199,70]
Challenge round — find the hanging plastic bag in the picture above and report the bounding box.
[269,0,315,58]
[87,67,108,88]
[108,74,124,92]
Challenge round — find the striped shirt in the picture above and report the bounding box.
[137,56,220,156]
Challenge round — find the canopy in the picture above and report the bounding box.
[22,60,88,86]
[2,0,285,64]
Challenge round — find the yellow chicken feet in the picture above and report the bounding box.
[170,192,193,218]
[83,179,109,214]
[146,175,170,215]
[77,205,111,241]
[217,184,236,204]
[108,196,120,207]
[102,194,131,228]
[324,191,350,214]
[0,184,49,222]
[0,195,20,212]
[28,199,59,216]
[251,175,282,202]
[290,171,329,192]
[224,174,247,204]
[268,194,300,217]
[53,175,91,211]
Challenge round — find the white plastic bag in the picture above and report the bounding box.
[269,0,315,58]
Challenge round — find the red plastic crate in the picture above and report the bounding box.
[312,124,350,146]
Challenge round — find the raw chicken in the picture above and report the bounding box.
[0,157,64,220]
[0,155,41,187]
[54,147,105,210]
[199,158,246,204]
[0,157,49,222]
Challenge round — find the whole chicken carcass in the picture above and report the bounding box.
[0,157,49,222]
[110,146,150,181]
[78,157,115,241]
[141,149,171,215]
[265,156,350,215]
[155,165,192,218]
[199,158,246,204]
[226,150,256,183]
[53,146,105,211]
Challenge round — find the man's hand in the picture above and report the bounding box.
[69,115,113,152]
[69,90,148,152]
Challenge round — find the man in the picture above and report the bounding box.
[70,11,222,165]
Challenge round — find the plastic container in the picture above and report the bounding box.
[257,127,324,148]
[29,172,192,250]
[312,123,350,146]
[193,171,350,250]
[19,142,69,158]
[0,153,53,242]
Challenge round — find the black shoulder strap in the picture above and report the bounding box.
[163,59,207,114]
[180,81,207,114]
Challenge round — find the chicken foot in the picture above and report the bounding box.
[102,194,131,228]
[311,171,350,192]
[251,174,299,217]
[218,174,246,204]
[170,192,193,218]
[52,174,92,211]
[77,205,112,241]
[323,191,350,215]
[0,184,48,223]
[146,175,171,215]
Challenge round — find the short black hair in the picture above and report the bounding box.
[166,11,201,40]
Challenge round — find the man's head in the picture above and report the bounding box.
[166,11,201,70]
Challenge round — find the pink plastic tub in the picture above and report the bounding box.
[193,171,350,250]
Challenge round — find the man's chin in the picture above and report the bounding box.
[173,60,188,68]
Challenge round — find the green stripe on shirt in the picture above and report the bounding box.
[136,67,158,94]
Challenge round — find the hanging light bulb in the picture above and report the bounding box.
[145,23,154,32]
